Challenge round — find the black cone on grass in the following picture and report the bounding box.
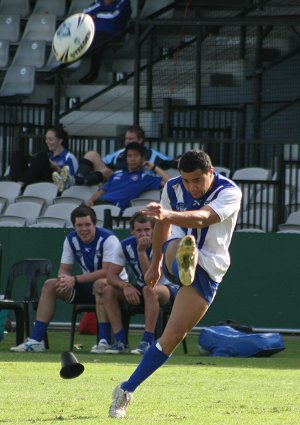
[60,351,84,379]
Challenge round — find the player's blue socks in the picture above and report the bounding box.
[171,258,179,279]
[99,322,111,344]
[121,341,170,393]
[31,320,48,342]
[142,331,155,345]
[114,329,128,345]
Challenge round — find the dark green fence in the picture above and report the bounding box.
[0,228,299,330]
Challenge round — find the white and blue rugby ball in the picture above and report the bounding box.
[52,13,95,64]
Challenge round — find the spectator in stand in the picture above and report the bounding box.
[80,0,132,84]
[92,211,179,355]
[10,205,127,353]
[7,125,78,192]
[75,124,178,186]
[85,142,170,210]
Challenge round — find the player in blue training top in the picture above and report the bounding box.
[10,205,127,353]
[75,125,178,186]
[80,0,132,83]
[8,125,78,192]
[86,142,171,210]
[90,211,179,354]
[108,149,242,418]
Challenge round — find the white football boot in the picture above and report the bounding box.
[109,383,133,418]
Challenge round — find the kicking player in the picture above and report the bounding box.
[108,149,242,418]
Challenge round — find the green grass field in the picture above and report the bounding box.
[0,331,300,425]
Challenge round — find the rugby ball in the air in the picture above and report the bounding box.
[52,13,95,64]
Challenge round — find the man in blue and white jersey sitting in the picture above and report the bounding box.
[85,142,171,211]
[92,211,179,355]
[10,205,127,353]
[75,125,178,186]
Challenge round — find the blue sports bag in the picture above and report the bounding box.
[198,325,285,357]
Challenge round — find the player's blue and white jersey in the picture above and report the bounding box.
[61,226,127,279]
[48,149,78,176]
[113,235,170,287]
[161,172,242,283]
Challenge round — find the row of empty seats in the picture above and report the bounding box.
[0,0,170,23]
[0,0,91,95]
[0,181,161,228]
[1,164,299,231]
[0,11,58,96]
[0,0,175,96]
[0,0,91,20]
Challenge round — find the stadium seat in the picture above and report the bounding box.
[54,184,96,204]
[39,203,79,227]
[214,166,231,178]
[232,168,272,210]
[0,216,26,227]
[0,65,35,97]
[235,228,266,233]
[67,0,93,16]
[130,198,154,207]
[121,206,144,216]
[92,204,121,222]
[22,14,57,43]
[277,211,300,232]
[0,40,10,69]
[54,197,83,206]
[12,40,47,68]
[0,181,22,203]
[100,205,141,229]
[0,258,52,346]
[32,0,67,19]
[130,189,161,207]
[17,182,59,206]
[101,205,142,229]
[0,14,21,42]
[39,50,82,73]
[0,201,43,226]
[232,167,272,181]
[29,217,66,228]
[15,195,46,210]
[140,0,174,18]
[237,205,275,232]
[0,0,30,18]
[0,197,7,214]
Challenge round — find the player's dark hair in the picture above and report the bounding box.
[125,141,146,157]
[46,124,69,149]
[178,150,212,173]
[71,205,97,225]
[125,125,145,141]
[129,211,155,230]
